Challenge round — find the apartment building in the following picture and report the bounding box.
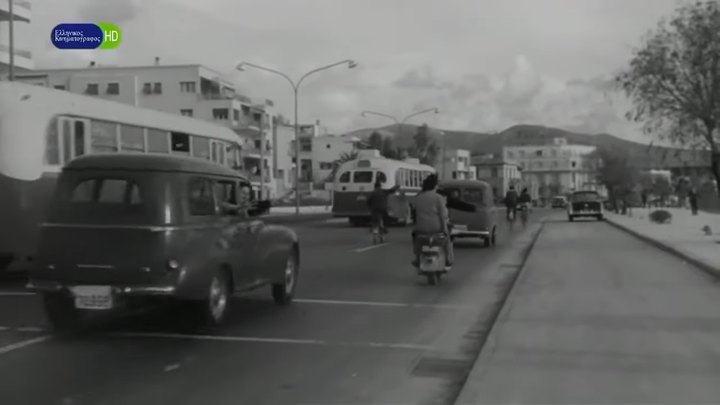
[312,134,363,185]
[0,0,33,76]
[15,63,280,197]
[503,137,598,200]
[436,149,476,181]
[471,154,523,200]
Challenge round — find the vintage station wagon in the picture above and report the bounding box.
[439,180,499,248]
[27,153,300,330]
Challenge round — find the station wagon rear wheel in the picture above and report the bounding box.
[272,250,298,305]
[190,270,230,327]
[43,292,83,332]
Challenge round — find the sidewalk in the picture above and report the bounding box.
[605,207,720,278]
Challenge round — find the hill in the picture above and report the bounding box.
[345,124,710,169]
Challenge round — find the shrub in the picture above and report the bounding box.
[649,209,672,224]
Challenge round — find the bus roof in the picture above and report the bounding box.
[338,156,436,172]
[440,179,492,188]
[0,82,240,142]
[64,153,246,179]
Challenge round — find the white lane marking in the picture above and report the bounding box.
[16,326,46,332]
[110,332,431,351]
[0,326,8,332]
[354,243,391,253]
[0,291,35,297]
[0,335,51,356]
[295,298,472,311]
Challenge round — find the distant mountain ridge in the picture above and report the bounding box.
[344,124,710,169]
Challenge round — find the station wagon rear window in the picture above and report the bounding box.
[463,188,485,205]
[571,192,600,202]
[69,178,142,205]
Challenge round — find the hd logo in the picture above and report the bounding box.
[51,23,122,50]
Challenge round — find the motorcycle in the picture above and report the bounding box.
[414,223,453,286]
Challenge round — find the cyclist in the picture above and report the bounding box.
[518,187,532,226]
[367,180,400,235]
[504,185,519,223]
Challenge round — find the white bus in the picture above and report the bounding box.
[331,155,435,226]
[0,82,247,272]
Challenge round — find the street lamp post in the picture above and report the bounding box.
[237,59,358,216]
[360,107,439,158]
[8,0,15,81]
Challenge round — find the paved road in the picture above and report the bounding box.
[457,213,720,404]
[0,214,544,405]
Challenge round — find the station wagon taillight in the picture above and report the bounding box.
[167,260,180,271]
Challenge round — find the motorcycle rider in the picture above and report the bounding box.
[411,174,453,270]
[367,180,400,234]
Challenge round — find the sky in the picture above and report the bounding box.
[20,0,693,142]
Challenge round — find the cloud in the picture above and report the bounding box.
[77,0,139,25]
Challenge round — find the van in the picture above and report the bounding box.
[27,153,300,330]
[439,180,499,248]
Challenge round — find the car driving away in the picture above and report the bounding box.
[567,190,604,221]
[26,153,300,331]
[551,195,568,208]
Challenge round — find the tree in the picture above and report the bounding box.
[591,146,642,212]
[617,0,720,202]
[381,137,397,159]
[325,150,359,182]
[411,124,440,166]
[368,131,384,151]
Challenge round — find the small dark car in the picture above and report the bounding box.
[567,190,604,221]
[27,153,299,330]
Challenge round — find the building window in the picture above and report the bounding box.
[571,161,577,168]
[153,82,163,94]
[143,83,152,94]
[85,83,99,95]
[180,109,193,117]
[54,85,66,90]
[212,108,229,120]
[326,144,331,149]
[535,150,543,157]
[491,167,499,178]
[106,83,120,95]
[552,161,558,168]
[233,109,240,121]
[241,105,251,115]
[180,81,196,93]
[320,162,333,170]
[254,139,261,149]
[551,149,557,157]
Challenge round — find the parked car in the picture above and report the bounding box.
[567,190,604,221]
[551,196,568,208]
[27,153,299,330]
[438,180,499,248]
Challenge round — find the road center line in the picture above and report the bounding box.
[109,332,432,351]
[354,243,391,253]
[0,335,51,356]
[295,298,472,311]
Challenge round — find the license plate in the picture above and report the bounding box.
[453,224,468,231]
[71,286,113,310]
[422,246,441,253]
[356,195,366,201]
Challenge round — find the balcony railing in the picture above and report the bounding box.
[0,44,32,59]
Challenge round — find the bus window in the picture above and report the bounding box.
[90,120,119,153]
[217,142,226,165]
[45,118,60,165]
[171,132,191,155]
[376,171,387,184]
[119,124,145,152]
[339,172,351,183]
[192,136,210,160]
[147,128,170,153]
[353,171,374,183]
[73,121,86,157]
[61,120,72,163]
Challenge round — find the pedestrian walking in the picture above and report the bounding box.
[689,187,699,216]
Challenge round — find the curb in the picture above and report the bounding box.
[452,220,547,405]
[605,216,720,280]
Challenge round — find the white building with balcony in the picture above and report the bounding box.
[312,134,363,184]
[503,137,598,200]
[436,149,476,181]
[0,0,33,76]
[14,63,281,197]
